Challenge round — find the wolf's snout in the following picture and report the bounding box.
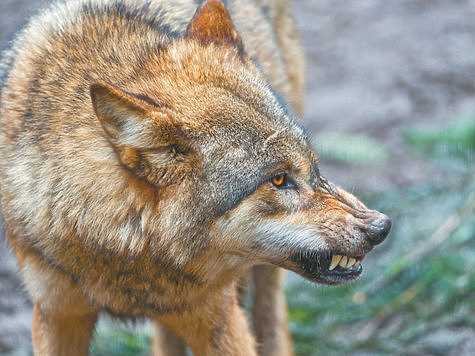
[366,214,392,245]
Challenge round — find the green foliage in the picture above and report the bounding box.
[91,320,151,356]
[405,114,475,160]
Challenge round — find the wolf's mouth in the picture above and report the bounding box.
[290,252,365,285]
[319,254,364,284]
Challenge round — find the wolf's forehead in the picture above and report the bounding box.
[197,117,308,157]
[168,53,310,156]
[173,54,302,130]
[188,83,306,144]
[199,120,312,175]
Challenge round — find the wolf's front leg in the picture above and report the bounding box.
[157,286,256,356]
[14,251,99,356]
[252,266,294,356]
[32,303,98,356]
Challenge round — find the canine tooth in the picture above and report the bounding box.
[329,255,342,270]
[339,256,348,268]
[347,257,356,268]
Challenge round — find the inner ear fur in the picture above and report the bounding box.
[90,82,186,147]
[186,0,245,55]
[92,83,156,145]
[90,83,192,185]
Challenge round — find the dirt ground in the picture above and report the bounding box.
[1,0,475,354]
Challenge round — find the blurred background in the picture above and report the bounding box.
[1,0,474,355]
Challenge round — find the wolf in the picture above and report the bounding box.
[0,0,391,355]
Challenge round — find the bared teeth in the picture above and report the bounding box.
[329,255,342,270]
[329,255,361,270]
[339,256,348,268]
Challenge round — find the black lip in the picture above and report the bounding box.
[289,251,364,285]
[318,263,363,284]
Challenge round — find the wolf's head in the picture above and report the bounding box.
[90,0,390,285]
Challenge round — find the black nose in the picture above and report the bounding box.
[367,214,392,245]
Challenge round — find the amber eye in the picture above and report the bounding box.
[271,173,291,189]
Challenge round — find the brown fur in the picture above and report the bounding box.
[0,1,389,355]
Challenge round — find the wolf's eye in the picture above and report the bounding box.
[271,173,293,189]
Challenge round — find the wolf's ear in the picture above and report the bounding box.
[91,83,192,184]
[91,83,153,148]
[186,0,244,54]
[90,83,180,149]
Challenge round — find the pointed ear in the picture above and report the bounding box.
[90,83,193,184]
[90,82,176,149]
[186,0,244,55]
